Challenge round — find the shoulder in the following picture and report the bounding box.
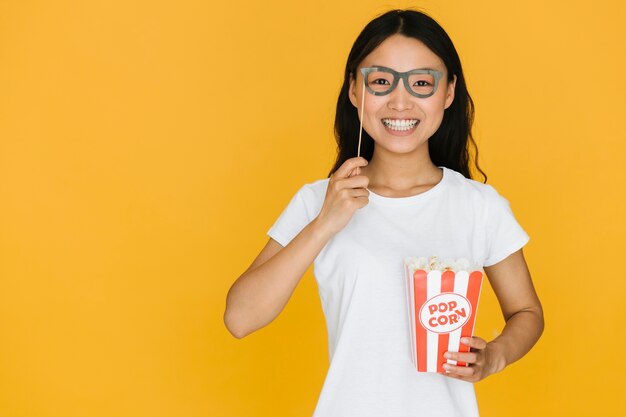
[443,167,508,206]
[446,168,499,200]
[282,178,328,221]
[298,177,330,202]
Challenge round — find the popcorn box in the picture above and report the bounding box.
[404,257,483,373]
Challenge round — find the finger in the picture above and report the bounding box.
[444,351,478,364]
[354,195,369,208]
[461,336,487,351]
[339,174,369,190]
[345,174,370,188]
[337,188,369,201]
[442,370,475,383]
[348,166,360,178]
[442,363,476,378]
[333,157,369,179]
[348,188,369,198]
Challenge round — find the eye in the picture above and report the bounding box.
[415,80,432,87]
[372,78,391,85]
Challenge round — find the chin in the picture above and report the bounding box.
[375,136,427,152]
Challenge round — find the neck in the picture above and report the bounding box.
[362,143,441,191]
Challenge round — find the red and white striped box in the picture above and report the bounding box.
[404,259,483,373]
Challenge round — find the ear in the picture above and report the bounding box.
[444,74,457,109]
[348,73,358,108]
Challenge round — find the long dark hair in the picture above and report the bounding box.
[328,9,487,183]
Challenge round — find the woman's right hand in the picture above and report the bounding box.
[315,157,370,236]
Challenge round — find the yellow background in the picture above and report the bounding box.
[1,0,625,416]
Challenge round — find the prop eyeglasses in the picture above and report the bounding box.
[355,66,444,159]
[359,66,444,99]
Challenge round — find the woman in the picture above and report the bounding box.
[225,9,544,416]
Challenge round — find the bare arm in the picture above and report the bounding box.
[443,248,544,381]
[484,248,544,368]
[223,219,332,339]
[223,157,370,339]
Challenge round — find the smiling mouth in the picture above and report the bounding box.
[381,118,420,131]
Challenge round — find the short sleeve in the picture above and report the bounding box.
[266,185,312,247]
[483,187,530,267]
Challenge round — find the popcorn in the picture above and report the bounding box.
[404,256,477,273]
[403,256,484,373]
[440,258,455,271]
[428,256,442,271]
[406,256,428,271]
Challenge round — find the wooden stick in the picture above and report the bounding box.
[357,77,365,158]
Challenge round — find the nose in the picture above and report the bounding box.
[387,82,414,111]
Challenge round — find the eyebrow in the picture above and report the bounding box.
[370,65,440,72]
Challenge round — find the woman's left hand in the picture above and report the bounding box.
[442,336,507,383]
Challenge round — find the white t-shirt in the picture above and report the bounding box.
[266,166,529,417]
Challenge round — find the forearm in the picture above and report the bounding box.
[225,218,332,338]
[489,307,545,369]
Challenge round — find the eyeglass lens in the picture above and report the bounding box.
[365,70,436,96]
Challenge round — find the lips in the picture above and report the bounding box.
[381,118,420,131]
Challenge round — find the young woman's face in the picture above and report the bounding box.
[349,34,456,155]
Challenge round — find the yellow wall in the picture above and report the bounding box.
[1,0,624,416]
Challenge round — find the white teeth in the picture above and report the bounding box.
[382,119,419,131]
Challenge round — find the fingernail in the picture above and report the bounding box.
[461,337,470,344]
[442,364,450,371]
[444,352,451,359]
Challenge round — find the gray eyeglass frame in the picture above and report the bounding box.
[359,66,444,98]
